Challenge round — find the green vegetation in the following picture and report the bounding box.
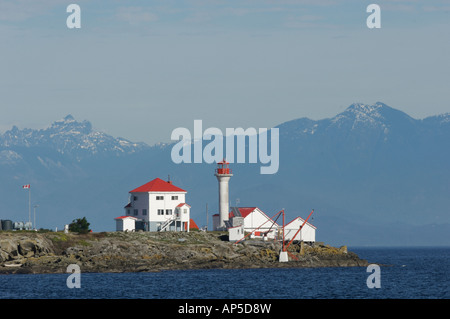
[68,217,91,234]
[49,232,69,242]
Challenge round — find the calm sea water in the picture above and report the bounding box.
[0,247,448,299]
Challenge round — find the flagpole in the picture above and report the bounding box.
[33,204,39,231]
[28,187,31,225]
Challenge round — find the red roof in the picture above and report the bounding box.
[218,159,229,165]
[229,207,258,218]
[284,216,316,229]
[229,207,280,226]
[176,203,191,208]
[213,207,263,218]
[114,216,138,220]
[130,178,187,193]
[188,218,199,230]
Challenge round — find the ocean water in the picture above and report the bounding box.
[0,247,448,299]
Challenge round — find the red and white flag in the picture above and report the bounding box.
[22,184,30,189]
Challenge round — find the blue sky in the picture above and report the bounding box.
[0,0,449,144]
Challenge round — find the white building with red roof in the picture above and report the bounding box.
[210,162,316,243]
[118,177,191,232]
[114,216,138,232]
[283,216,316,243]
[213,206,316,243]
[214,207,280,239]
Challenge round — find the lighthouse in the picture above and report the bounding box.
[215,159,233,230]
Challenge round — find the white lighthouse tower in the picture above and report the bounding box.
[215,159,233,230]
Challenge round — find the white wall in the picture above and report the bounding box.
[116,218,136,232]
[284,218,316,242]
[126,192,149,220]
[126,191,186,223]
[228,225,245,242]
[148,192,186,223]
[177,205,190,222]
[243,208,278,239]
[125,190,190,232]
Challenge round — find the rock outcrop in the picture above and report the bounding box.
[0,231,369,274]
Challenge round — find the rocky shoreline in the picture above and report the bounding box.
[0,231,369,274]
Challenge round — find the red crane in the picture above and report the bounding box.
[234,209,284,245]
[283,209,315,252]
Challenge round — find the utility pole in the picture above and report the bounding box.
[33,204,39,231]
[28,187,31,225]
[22,184,31,226]
[279,208,288,262]
[206,203,208,231]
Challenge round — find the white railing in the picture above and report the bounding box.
[159,216,177,232]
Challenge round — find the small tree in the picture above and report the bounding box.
[69,217,91,234]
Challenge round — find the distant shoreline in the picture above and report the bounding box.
[0,231,370,275]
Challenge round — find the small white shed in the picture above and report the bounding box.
[235,207,279,239]
[283,216,316,243]
[228,225,245,242]
[115,216,138,232]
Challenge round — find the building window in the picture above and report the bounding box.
[166,209,172,215]
[133,209,138,216]
[133,196,138,201]
[127,209,131,216]
[156,196,164,200]
[157,209,164,215]
[143,209,147,216]
[171,196,178,200]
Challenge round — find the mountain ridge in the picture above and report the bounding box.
[0,102,449,246]
[0,114,150,161]
[2,103,448,155]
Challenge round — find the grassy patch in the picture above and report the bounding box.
[48,232,69,242]
[77,240,92,247]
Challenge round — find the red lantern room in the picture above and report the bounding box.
[216,159,232,175]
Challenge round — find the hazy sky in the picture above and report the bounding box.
[1,0,449,145]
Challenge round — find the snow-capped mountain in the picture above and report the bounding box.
[277,102,450,171]
[0,115,149,161]
[279,102,432,138]
[275,102,450,183]
[0,103,449,246]
[248,102,450,245]
[331,102,415,126]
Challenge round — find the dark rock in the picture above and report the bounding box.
[0,231,370,274]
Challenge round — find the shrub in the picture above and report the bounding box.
[68,217,91,234]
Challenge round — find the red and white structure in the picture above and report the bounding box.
[214,159,233,230]
[116,177,191,232]
[214,206,284,242]
[217,207,279,239]
[114,216,138,232]
[283,216,316,243]
[211,161,317,245]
